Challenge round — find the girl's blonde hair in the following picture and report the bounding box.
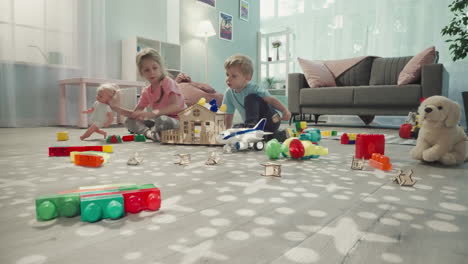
[224,54,254,78]
[136,48,168,79]
[97,83,120,105]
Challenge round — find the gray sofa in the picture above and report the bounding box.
[288,56,444,124]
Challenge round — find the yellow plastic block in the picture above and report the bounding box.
[102,145,113,153]
[300,121,307,130]
[57,131,69,141]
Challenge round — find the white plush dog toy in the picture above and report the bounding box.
[410,95,468,165]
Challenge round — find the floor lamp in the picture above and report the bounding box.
[196,20,216,83]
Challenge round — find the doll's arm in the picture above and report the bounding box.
[82,107,95,114]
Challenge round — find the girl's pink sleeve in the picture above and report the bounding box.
[137,88,149,108]
[163,77,184,97]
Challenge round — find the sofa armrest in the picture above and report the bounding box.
[421,63,443,98]
[288,73,309,114]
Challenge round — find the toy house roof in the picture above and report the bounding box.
[178,103,218,118]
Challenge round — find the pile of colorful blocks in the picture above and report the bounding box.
[35,183,161,223]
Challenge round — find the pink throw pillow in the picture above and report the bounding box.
[298,57,336,88]
[398,46,436,85]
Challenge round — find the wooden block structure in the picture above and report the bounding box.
[393,169,416,186]
[160,104,225,145]
[57,131,69,141]
[205,152,221,165]
[261,163,282,177]
[174,154,191,165]
[369,153,392,171]
[49,145,113,157]
[351,156,365,170]
[355,134,385,159]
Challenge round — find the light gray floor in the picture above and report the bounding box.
[0,126,467,264]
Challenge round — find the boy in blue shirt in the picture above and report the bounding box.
[222,54,291,141]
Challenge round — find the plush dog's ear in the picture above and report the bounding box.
[445,101,461,127]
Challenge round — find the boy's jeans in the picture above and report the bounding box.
[244,94,280,132]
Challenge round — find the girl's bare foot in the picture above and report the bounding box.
[80,135,88,140]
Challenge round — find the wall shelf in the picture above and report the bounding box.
[257,29,295,103]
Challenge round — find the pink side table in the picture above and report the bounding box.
[59,78,146,128]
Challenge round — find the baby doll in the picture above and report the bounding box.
[80,83,120,140]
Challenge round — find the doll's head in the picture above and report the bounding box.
[96,83,119,104]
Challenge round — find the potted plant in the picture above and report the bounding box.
[264,77,276,90]
[272,40,282,61]
[441,0,468,130]
[441,0,468,61]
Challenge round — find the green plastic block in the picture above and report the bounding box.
[331,131,338,136]
[136,183,156,189]
[35,193,80,221]
[79,183,137,190]
[80,194,124,222]
[134,134,146,142]
[79,188,120,196]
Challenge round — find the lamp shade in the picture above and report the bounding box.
[196,20,216,37]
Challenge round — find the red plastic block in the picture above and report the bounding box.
[49,146,112,156]
[74,154,104,167]
[81,187,161,213]
[355,134,385,159]
[369,153,392,171]
[122,135,135,141]
[399,124,412,139]
[340,133,349,144]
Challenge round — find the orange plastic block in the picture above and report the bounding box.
[74,154,104,167]
[369,153,392,171]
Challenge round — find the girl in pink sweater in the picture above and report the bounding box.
[109,48,186,141]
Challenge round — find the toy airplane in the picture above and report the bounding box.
[216,118,271,153]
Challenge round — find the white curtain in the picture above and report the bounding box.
[260,0,467,127]
[0,0,107,127]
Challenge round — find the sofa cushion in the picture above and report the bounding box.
[298,57,336,88]
[335,56,376,87]
[369,56,412,85]
[398,46,436,85]
[353,84,421,106]
[300,87,353,106]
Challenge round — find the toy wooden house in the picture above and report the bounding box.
[161,104,226,145]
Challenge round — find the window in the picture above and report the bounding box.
[0,0,77,65]
[261,0,304,19]
[193,109,201,117]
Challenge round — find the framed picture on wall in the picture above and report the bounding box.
[196,0,216,8]
[240,0,249,21]
[219,12,233,41]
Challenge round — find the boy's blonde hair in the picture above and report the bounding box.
[136,48,168,79]
[224,54,254,78]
